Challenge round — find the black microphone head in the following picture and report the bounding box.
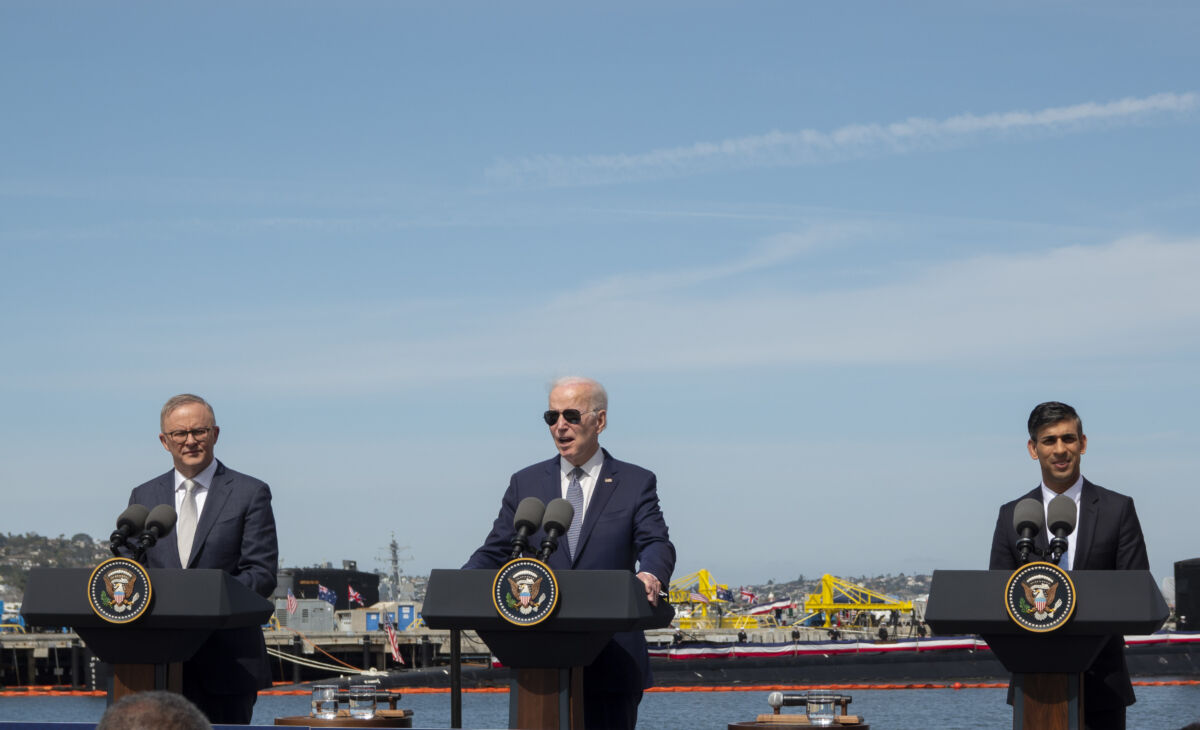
[145,504,178,536]
[1013,498,1044,536]
[117,504,150,533]
[542,498,575,534]
[1047,494,1077,535]
[513,497,547,533]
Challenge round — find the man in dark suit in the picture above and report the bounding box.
[128,394,278,725]
[989,401,1149,730]
[465,376,675,730]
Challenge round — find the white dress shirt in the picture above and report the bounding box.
[1040,475,1084,570]
[174,459,217,517]
[560,450,605,517]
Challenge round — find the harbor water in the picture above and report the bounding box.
[1,684,1199,729]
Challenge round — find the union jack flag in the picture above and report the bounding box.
[286,588,298,615]
[384,622,405,665]
[348,585,364,606]
[317,584,337,606]
[740,588,756,603]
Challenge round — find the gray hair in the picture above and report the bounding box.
[96,691,212,730]
[549,376,608,411]
[160,394,216,432]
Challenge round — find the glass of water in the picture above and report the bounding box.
[310,683,338,719]
[806,689,836,727]
[348,684,377,720]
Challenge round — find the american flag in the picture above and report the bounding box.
[384,622,405,665]
[317,584,337,606]
[348,585,364,606]
[286,588,298,615]
[688,591,709,604]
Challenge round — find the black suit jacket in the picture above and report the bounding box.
[129,461,279,694]
[989,479,1149,708]
[464,449,676,691]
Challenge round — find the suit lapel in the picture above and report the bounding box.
[1073,480,1100,569]
[146,472,182,567]
[573,450,617,564]
[187,461,232,567]
[1023,486,1049,555]
[538,457,572,569]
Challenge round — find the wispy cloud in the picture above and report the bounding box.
[486,92,1199,188]
[10,231,1196,396]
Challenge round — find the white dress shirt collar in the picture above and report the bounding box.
[560,450,605,514]
[1040,475,1084,569]
[175,459,218,491]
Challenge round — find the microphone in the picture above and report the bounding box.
[109,504,150,556]
[1012,498,1045,565]
[536,498,575,562]
[1046,495,1077,566]
[510,497,547,559]
[135,504,178,556]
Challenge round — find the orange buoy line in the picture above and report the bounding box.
[6,678,1198,698]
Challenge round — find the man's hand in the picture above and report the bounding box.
[636,571,662,606]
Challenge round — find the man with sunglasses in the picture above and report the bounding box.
[126,394,278,724]
[465,376,675,729]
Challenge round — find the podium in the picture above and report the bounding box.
[925,569,1167,730]
[20,567,273,702]
[422,569,674,730]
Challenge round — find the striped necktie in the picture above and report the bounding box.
[566,467,585,561]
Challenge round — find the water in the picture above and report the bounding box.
[1,684,1199,728]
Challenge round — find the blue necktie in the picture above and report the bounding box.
[566,467,585,561]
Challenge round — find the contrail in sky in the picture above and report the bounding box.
[486,92,1198,187]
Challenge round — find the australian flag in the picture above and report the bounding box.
[317,584,337,607]
[716,587,734,602]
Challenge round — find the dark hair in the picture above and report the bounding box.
[96,691,212,730]
[1027,401,1083,440]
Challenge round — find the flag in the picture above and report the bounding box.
[740,589,756,603]
[748,598,795,615]
[317,584,337,606]
[384,622,405,665]
[286,588,298,615]
[688,591,709,604]
[348,585,364,606]
[716,587,734,602]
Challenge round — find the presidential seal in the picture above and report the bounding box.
[87,557,152,624]
[493,557,559,627]
[1005,561,1076,633]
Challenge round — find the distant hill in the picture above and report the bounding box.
[0,532,111,599]
[734,572,932,604]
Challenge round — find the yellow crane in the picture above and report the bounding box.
[802,574,913,628]
[668,570,775,629]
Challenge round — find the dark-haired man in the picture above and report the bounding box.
[989,401,1149,730]
[128,394,278,725]
[97,690,212,730]
[465,376,675,729]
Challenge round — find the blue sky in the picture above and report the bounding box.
[2,1,1198,590]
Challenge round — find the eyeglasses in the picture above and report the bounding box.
[543,409,598,426]
[164,428,214,444]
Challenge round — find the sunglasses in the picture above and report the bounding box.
[543,408,598,425]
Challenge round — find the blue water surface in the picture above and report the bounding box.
[1,684,1198,729]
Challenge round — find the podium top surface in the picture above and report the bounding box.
[422,568,674,632]
[925,569,1168,636]
[20,567,273,630]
